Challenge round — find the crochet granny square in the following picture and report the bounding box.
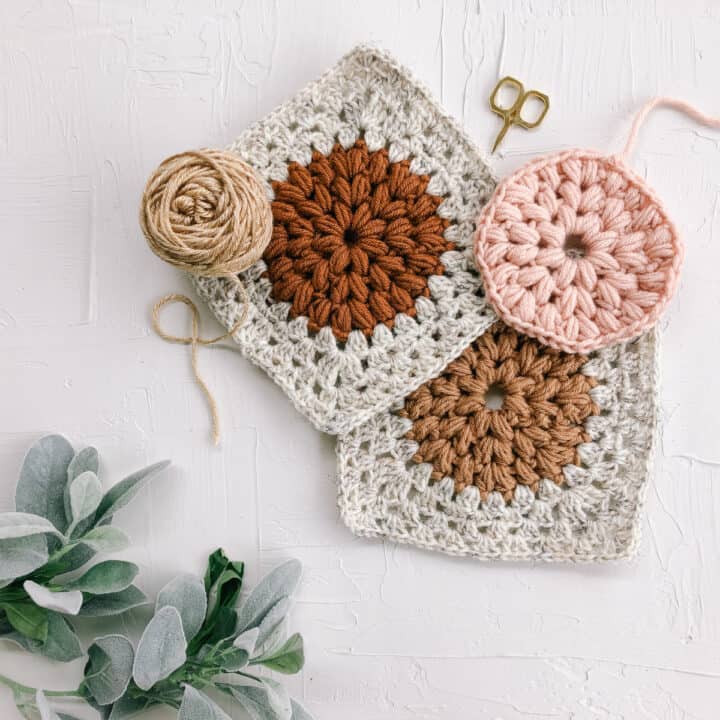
[193,46,497,434]
[337,323,658,561]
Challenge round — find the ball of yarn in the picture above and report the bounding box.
[140,148,272,447]
[140,148,272,276]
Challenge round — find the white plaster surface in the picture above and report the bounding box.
[1,1,719,717]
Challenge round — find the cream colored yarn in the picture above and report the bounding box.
[192,45,498,436]
[337,328,659,562]
[141,149,272,445]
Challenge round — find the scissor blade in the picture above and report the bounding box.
[492,119,512,153]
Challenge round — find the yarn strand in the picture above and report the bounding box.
[141,148,272,446]
[151,281,249,446]
[623,96,720,158]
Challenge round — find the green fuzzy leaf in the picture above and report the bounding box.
[261,678,292,720]
[1,600,49,641]
[41,611,83,661]
[0,513,63,541]
[204,549,232,590]
[0,586,27,602]
[207,606,237,647]
[37,543,96,581]
[215,645,250,672]
[214,627,258,671]
[77,585,147,617]
[1,611,82,662]
[204,550,244,614]
[253,633,304,674]
[67,446,99,481]
[63,560,138,594]
[107,695,153,720]
[178,686,231,720]
[23,580,83,615]
[236,559,301,634]
[79,526,129,553]
[0,534,49,584]
[0,614,12,634]
[189,550,244,654]
[82,696,113,720]
[132,605,186,690]
[233,627,259,655]
[255,616,288,660]
[156,574,206,643]
[255,596,290,650]
[68,471,102,525]
[94,460,170,526]
[223,677,291,720]
[16,434,74,534]
[65,447,100,535]
[84,634,134,706]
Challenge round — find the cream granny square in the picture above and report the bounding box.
[337,328,658,561]
[193,45,496,434]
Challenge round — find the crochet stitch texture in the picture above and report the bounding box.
[337,328,658,561]
[193,46,497,434]
[401,322,599,500]
[474,150,682,354]
[266,140,452,342]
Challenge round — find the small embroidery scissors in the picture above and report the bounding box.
[490,76,550,152]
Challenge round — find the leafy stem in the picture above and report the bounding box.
[0,672,81,698]
[38,540,80,573]
[2,431,310,719]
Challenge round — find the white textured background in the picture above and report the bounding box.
[1,1,719,717]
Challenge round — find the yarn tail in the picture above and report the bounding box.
[623,97,720,157]
[151,280,249,447]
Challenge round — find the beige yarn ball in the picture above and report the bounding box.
[140,148,273,446]
[140,148,272,277]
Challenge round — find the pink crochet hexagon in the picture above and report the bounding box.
[474,150,683,353]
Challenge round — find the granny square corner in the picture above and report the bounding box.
[193,45,497,434]
[336,324,659,561]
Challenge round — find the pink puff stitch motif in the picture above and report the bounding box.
[474,149,682,353]
[474,97,720,354]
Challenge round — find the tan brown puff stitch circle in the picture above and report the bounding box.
[400,322,600,501]
[263,139,454,342]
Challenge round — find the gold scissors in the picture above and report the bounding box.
[490,76,550,152]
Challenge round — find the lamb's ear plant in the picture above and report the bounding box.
[0,434,169,663]
[0,550,312,720]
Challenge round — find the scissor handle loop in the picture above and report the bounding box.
[489,76,525,116]
[515,90,550,129]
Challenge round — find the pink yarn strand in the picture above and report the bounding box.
[623,96,720,158]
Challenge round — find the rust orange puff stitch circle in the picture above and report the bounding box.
[264,140,453,343]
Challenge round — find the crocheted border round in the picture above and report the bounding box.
[336,328,658,562]
[474,149,683,354]
[192,46,497,435]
